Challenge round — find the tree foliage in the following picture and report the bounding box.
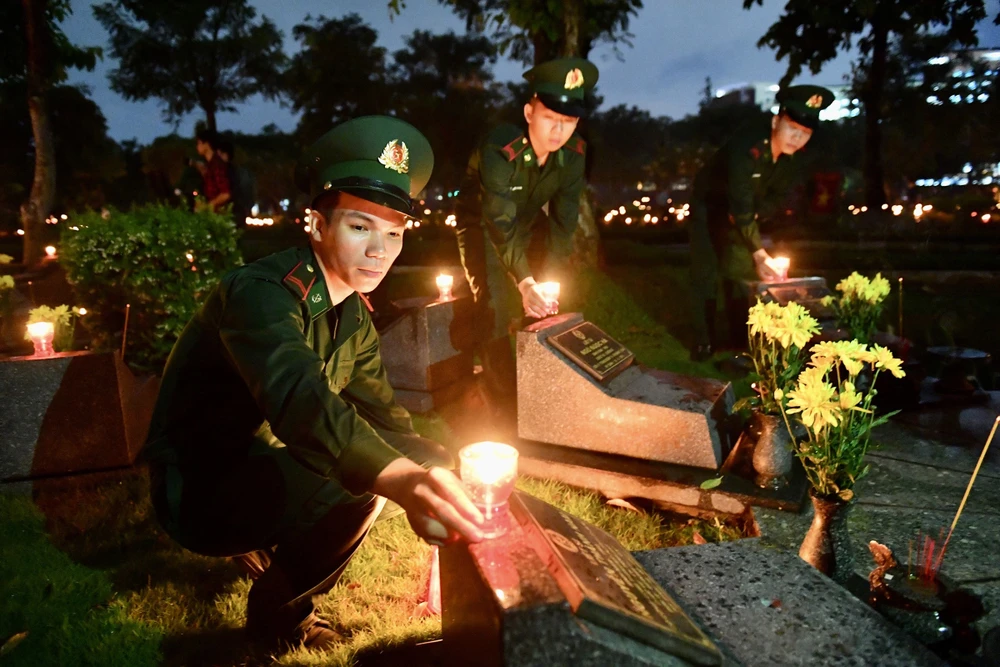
[743,0,986,206]
[93,0,286,132]
[285,14,391,144]
[391,30,502,189]
[0,0,100,89]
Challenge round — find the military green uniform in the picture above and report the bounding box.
[143,116,440,647]
[455,57,597,411]
[688,85,834,352]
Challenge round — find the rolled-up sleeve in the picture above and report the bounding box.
[218,278,402,495]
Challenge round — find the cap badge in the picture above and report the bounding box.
[806,94,823,109]
[564,68,584,90]
[378,140,409,174]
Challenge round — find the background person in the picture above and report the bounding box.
[687,85,834,361]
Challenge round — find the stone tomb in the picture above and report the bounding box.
[745,276,832,319]
[378,295,475,413]
[517,313,734,470]
[0,351,158,482]
[441,491,724,667]
[636,540,945,667]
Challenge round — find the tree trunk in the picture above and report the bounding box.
[205,104,217,133]
[560,0,599,270]
[863,12,889,207]
[20,0,55,268]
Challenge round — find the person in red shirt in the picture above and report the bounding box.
[195,129,232,212]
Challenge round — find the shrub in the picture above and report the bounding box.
[60,204,242,372]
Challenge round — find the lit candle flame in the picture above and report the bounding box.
[459,442,519,537]
[27,321,55,357]
[436,273,454,301]
[772,256,790,281]
[44,246,56,258]
[537,281,560,303]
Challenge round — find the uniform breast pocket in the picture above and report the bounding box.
[327,358,356,393]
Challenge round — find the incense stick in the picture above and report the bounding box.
[933,416,1000,573]
[897,277,903,339]
[121,303,131,360]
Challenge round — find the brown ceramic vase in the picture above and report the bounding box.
[799,489,854,583]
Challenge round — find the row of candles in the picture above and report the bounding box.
[434,274,561,303]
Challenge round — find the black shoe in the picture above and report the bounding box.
[691,345,714,362]
[232,548,273,580]
[298,613,343,651]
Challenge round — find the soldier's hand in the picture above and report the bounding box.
[372,458,484,545]
[752,249,779,282]
[518,278,556,319]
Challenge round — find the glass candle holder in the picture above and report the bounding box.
[773,256,790,282]
[436,273,454,301]
[459,441,519,538]
[27,321,55,357]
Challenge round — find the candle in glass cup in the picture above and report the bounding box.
[537,281,560,315]
[436,273,454,301]
[459,441,519,537]
[27,321,55,357]
[772,256,790,281]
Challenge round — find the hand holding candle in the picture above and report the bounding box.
[536,281,560,315]
[435,273,454,301]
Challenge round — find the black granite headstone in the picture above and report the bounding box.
[441,490,722,667]
[547,321,634,383]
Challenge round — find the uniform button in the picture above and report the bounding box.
[524,154,532,162]
[306,264,314,272]
[522,138,528,144]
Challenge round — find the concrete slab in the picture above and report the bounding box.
[636,540,945,667]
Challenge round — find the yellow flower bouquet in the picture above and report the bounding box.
[734,300,820,416]
[821,271,891,343]
[24,304,83,352]
[775,340,906,500]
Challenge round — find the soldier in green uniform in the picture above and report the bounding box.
[142,116,484,651]
[688,85,834,360]
[455,57,598,414]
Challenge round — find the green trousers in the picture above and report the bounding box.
[688,202,756,350]
[150,430,451,640]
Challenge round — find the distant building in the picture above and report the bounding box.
[708,81,859,121]
[920,47,1000,105]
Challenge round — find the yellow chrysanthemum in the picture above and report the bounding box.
[747,302,772,336]
[871,344,906,379]
[786,374,841,430]
[820,295,834,307]
[838,381,864,411]
[0,274,14,291]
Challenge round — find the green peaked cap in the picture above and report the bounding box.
[776,84,835,130]
[523,57,599,117]
[295,115,434,215]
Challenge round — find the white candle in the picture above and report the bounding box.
[773,256,790,281]
[27,321,55,357]
[460,442,519,537]
[44,245,57,258]
[436,273,454,301]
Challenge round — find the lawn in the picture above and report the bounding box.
[0,259,747,667]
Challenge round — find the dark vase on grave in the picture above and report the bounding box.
[748,409,793,488]
[799,489,855,583]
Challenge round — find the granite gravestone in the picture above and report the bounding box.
[377,295,475,413]
[746,276,832,320]
[0,351,158,483]
[636,540,946,667]
[441,491,723,667]
[517,313,734,470]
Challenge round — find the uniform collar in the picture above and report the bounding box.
[281,246,333,320]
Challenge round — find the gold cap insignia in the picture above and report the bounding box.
[378,140,409,174]
[806,94,823,109]
[572,329,586,340]
[564,68,584,90]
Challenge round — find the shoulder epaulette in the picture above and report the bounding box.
[283,260,317,301]
[566,136,586,156]
[501,134,530,162]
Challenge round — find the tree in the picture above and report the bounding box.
[93,0,286,132]
[1,0,99,266]
[427,0,642,65]
[391,30,502,190]
[743,0,986,207]
[284,14,390,144]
